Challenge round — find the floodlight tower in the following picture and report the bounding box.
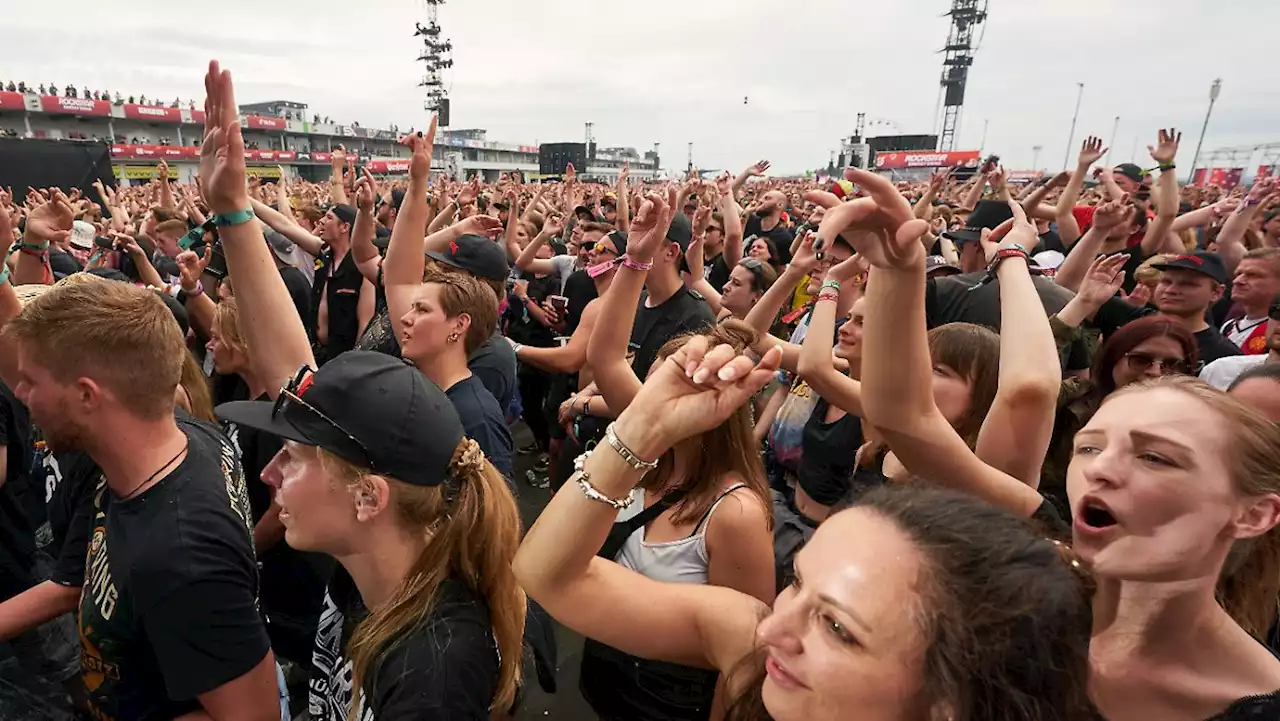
[936,0,988,151]
[416,0,453,125]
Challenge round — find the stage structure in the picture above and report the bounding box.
[935,0,988,152]
[416,0,454,126]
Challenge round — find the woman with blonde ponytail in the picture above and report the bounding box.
[204,62,523,721]
[219,353,525,721]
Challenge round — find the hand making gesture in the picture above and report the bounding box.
[198,60,251,215]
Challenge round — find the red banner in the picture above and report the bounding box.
[190,109,206,124]
[1206,167,1244,189]
[245,114,286,130]
[873,150,980,170]
[1257,166,1274,182]
[123,104,181,123]
[366,159,410,174]
[39,95,111,116]
[309,152,359,164]
[111,144,199,160]
[0,91,25,111]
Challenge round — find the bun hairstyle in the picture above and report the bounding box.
[316,438,526,719]
[1109,376,1280,638]
[724,485,1095,721]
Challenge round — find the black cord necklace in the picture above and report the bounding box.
[120,441,188,500]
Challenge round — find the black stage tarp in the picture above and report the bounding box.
[0,138,115,197]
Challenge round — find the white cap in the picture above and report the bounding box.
[70,221,95,250]
[1032,250,1066,270]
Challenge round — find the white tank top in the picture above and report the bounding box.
[613,484,748,586]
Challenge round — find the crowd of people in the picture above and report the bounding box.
[1,58,1280,721]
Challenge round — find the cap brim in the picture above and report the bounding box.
[426,250,464,271]
[1151,262,1222,283]
[943,229,982,244]
[216,400,318,448]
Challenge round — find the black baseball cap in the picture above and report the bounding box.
[604,229,628,256]
[390,188,407,211]
[943,199,1013,245]
[574,204,595,219]
[925,255,961,276]
[1114,163,1145,184]
[372,225,392,251]
[325,203,358,225]
[667,211,693,252]
[1152,251,1228,284]
[427,233,510,282]
[217,351,464,487]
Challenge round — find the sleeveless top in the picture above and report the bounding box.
[614,483,749,585]
[1206,690,1280,720]
[580,484,750,721]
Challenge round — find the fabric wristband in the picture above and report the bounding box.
[18,240,48,252]
[620,255,653,272]
[0,263,9,286]
[212,209,255,228]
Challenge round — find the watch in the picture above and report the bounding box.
[212,209,256,227]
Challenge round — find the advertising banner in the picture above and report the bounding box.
[1206,167,1244,188]
[114,165,180,180]
[190,109,206,125]
[874,150,980,170]
[111,144,198,160]
[39,95,111,116]
[245,114,286,130]
[1256,166,1274,182]
[366,159,410,174]
[0,91,25,111]
[245,166,282,179]
[123,104,182,123]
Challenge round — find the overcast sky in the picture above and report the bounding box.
[5,0,1278,175]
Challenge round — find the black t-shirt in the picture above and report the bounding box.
[77,415,269,720]
[505,273,558,347]
[1032,229,1066,255]
[221,390,330,664]
[32,440,98,588]
[1195,326,1243,365]
[705,253,731,293]
[354,268,403,360]
[445,375,514,480]
[280,265,313,325]
[308,566,499,721]
[1206,690,1280,720]
[562,268,598,335]
[744,215,795,264]
[48,247,83,279]
[468,331,517,414]
[926,273,1092,371]
[0,383,35,601]
[628,287,716,380]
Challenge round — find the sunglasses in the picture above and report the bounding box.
[273,366,376,470]
[1123,352,1191,376]
[592,242,618,256]
[739,257,769,290]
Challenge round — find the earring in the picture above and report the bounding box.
[447,332,460,343]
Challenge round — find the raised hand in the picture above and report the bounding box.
[1119,283,1152,308]
[614,336,783,457]
[1078,136,1107,168]
[1077,253,1129,306]
[625,186,679,263]
[1091,194,1132,231]
[980,200,1039,263]
[456,214,503,238]
[25,188,74,244]
[176,246,212,290]
[744,160,770,177]
[398,116,438,183]
[544,213,565,238]
[331,145,347,172]
[1046,171,1071,189]
[1148,128,1181,166]
[565,162,577,184]
[199,60,251,215]
[692,202,712,238]
[353,168,376,211]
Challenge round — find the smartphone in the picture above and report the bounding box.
[981,154,1001,174]
[94,235,115,250]
[549,295,568,316]
[205,242,229,279]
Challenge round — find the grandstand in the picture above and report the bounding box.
[0,87,660,185]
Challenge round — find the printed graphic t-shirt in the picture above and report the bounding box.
[78,415,269,721]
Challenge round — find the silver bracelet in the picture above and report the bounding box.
[572,450,634,510]
[604,422,659,473]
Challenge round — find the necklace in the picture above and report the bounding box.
[120,441,188,500]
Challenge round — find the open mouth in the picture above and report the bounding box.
[1080,501,1118,529]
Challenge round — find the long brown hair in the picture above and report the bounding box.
[640,319,771,528]
[927,322,1000,447]
[320,439,526,718]
[1090,316,1198,398]
[178,350,215,423]
[1108,376,1280,638]
[723,485,1095,721]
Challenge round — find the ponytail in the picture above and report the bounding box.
[1218,532,1280,638]
[335,439,526,719]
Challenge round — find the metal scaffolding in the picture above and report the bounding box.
[936,0,987,152]
[416,0,453,124]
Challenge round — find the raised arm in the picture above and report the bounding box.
[328,147,349,205]
[249,198,323,258]
[513,335,778,673]
[616,165,631,233]
[175,247,217,339]
[794,252,863,416]
[1217,179,1275,275]
[843,170,1044,517]
[973,207,1063,487]
[719,178,745,269]
[383,120,439,332]
[1053,196,1130,292]
[730,160,769,197]
[201,61,313,397]
[1055,136,1107,245]
[585,188,679,413]
[156,160,176,209]
[681,230,723,314]
[348,169,383,284]
[1140,128,1182,256]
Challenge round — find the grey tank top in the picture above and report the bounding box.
[614,483,748,585]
